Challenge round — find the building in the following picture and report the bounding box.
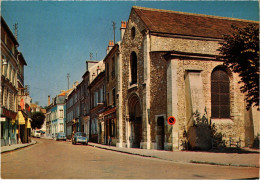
[116,6,259,150]
[88,60,105,143]
[81,60,99,140]
[66,81,80,139]
[16,52,31,144]
[1,16,30,146]
[101,35,125,146]
[46,89,72,138]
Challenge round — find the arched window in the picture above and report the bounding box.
[130,52,137,85]
[211,68,230,118]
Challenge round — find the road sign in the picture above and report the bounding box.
[167,116,176,125]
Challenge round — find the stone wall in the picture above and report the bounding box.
[149,52,167,145]
[120,10,147,145]
[119,9,259,150]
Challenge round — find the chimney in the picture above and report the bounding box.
[120,21,126,40]
[108,40,114,52]
[86,61,89,71]
[48,95,50,106]
[106,46,109,55]
[92,72,96,81]
[97,66,100,75]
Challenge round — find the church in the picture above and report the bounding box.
[114,6,259,150]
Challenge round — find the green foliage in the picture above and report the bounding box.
[31,112,45,129]
[181,110,226,150]
[218,24,259,109]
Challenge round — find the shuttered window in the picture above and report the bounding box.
[211,68,230,118]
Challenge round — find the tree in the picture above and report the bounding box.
[218,24,259,109]
[31,112,45,129]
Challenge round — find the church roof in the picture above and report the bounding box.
[132,6,258,39]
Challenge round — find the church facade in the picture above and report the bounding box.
[115,6,259,150]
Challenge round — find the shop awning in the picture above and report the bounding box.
[27,118,32,128]
[17,111,25,125]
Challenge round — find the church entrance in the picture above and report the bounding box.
[128,94,142,148]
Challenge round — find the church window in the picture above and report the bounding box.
[211,68,230,118]
[130,51,137,85]
[131,27,136,39]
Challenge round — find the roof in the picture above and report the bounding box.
[1,16,19,45]
[132,6,258,39]
[18,52,27,66]
[88,60,105,84]
[58,88,73,96]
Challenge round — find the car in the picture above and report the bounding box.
[34,130,41,138]
[72,132,88,145]
[56,132,66,141]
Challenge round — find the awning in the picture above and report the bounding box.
[16,111,25,125]
[27,118,32,128]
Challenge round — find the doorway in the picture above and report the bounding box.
[128,93,142,148]
[157,116,165,150]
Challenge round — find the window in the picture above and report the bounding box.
[112,88,116,106]
[131,27,136,39]
[99,87,104,103]
[59,109,64,118]
[130,52,137,85]
[112,57,115,79]
[106,63,109,82]
[94,91,98,107]
[211,68,230,118]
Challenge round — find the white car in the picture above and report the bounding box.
[34,130,41,138]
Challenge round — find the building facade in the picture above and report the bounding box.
[116,6,259,150]
[1,16,30,146]
[88,60,105,143]
[66,81,80,139]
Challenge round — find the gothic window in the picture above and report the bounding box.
[130,52,137,85]
[211,68,230,118]
[131,27,136,39]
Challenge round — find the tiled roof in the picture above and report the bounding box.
[133,6,258,39]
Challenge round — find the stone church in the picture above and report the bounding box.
[114,6,259,150]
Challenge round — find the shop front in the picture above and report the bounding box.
[103,107,117,146]
[1,107,17,146]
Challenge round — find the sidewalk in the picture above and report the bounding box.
[88,142,260,168]
[1,140,37,154]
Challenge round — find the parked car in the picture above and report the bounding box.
[33,130,41,138]
[72,132,88,145]
[56,132,66,141]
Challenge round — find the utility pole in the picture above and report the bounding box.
[112,21,116,44]
[13,23,18,39]
[67,73,70,90]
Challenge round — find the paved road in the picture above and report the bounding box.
[1,138,259,179]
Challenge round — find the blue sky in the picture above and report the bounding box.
[1,1,259,107]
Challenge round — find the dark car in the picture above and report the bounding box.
[72,132,88,145]
[56,132,66,141]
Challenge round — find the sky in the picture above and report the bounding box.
[1,0,259,107]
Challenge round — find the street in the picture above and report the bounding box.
[1,138,259,179]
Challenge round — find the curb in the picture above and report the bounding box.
[190,160,260,168]
[89,143,259,168]
[1,140,37,154]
